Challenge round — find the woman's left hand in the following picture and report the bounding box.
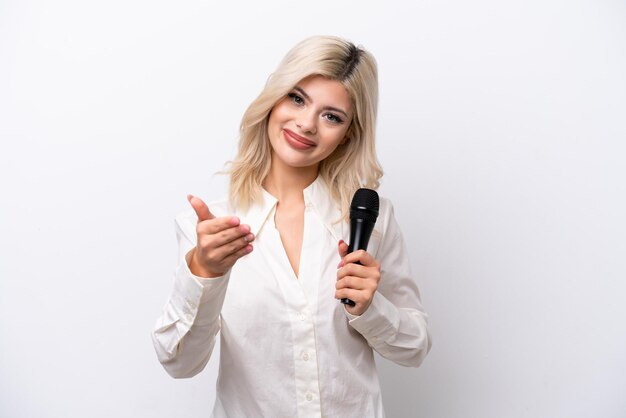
[335,240,381,316]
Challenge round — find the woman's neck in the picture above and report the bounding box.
[263,154,319,203]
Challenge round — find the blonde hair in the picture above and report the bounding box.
[228,35,383,218]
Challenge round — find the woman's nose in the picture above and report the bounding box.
[296,110,317,134]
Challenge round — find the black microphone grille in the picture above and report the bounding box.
[350,188,379,222]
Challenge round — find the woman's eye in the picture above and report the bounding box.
[288,92,304,105]
[324,113,343,124]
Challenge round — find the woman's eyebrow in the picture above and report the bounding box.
[293,86,349,118]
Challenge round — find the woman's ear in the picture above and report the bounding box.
[341,120,356,145]
[340,128,352,145]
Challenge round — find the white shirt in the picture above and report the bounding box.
[152,177,431,417]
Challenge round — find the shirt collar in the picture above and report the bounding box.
[241,176,345,241]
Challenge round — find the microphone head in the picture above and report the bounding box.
[350,188,379,222]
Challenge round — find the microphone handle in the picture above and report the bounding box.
[340,219,374,307]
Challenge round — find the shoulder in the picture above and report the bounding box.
[365,195,399,257]
[374,196,396,235]
[378,196,394,220]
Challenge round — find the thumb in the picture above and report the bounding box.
[337,239,349,258]
[187,194,215,222]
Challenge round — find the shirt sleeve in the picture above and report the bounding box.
[345,199,432,367]
[151,212,230,378]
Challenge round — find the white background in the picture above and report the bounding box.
[1,0,625,417]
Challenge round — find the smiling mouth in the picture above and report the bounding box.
[283,129,316,148]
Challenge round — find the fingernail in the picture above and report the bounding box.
[230,216,240,225]
[337,260,344,269]
[244,233,254,242]
[187,194,193,202]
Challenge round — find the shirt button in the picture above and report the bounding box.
[302,352,309,361]
[305,392,313,402]
[298,312,306,321]
[372,336,378,342]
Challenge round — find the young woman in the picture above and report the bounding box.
[152,35,431,417]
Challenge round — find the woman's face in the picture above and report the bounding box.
[267,75,353,172]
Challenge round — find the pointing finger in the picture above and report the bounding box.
[187,194,215,222]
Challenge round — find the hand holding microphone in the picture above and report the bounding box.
[186,195,255,278]
[335,188,381,316]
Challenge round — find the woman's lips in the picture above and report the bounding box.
[283,129,316,150]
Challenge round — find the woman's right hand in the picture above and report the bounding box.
[186,194,255,278]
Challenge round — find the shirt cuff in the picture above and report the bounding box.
[170,258,231,327]
[345,292,400,346]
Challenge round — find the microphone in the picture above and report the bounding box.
[341,188,380,307]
